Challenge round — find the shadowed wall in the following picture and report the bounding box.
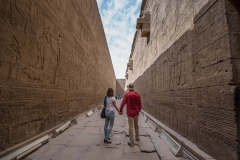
[116,79,126,97]
[126,0,240,159]
[0,0,115,152]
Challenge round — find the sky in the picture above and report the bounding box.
[96,0,142,79]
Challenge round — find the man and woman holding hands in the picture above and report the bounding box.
[103,83,142,147]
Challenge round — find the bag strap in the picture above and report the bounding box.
[104,96,107,108]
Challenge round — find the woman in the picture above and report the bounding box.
[104,88,120,143]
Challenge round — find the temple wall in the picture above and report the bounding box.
[116,79,126,97]
[0,0,115,151]
[226,0,240,157]
[127,0,240,159]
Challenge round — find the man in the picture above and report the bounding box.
[119,83,142,147]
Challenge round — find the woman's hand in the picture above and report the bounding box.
[119,111,123,115]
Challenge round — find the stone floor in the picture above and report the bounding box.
[26,100,185,160]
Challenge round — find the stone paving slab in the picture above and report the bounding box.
[106,148,123,160]
[82,146,122,160]
[60,128,81,136]
[92,135,104,146]
[104,137,122,149]
[70,121,87,129]
[85,121,104,127]
[114,115,125,126]
[123,138,141,154]
[53,146,88,160]
[83,145,107,160]
[26,100,186,160]
[123,152,160,160]
[144,127,161,140]
[112,126,124,133]
[68,134,97,147]
[80,127,101,135]
[26,145,65,160]
[87,111,102,121]
[153,138,185,160]
[49,135,74,145]
[138,119,149,128]
[124,126,148,136]
[143,123,186,160]
[135,136,156,152]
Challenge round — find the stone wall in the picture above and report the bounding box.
[127,0,240,159]
[116,79,126,97]
[0,0,115,152]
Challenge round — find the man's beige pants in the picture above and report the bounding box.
[128,115,139,146]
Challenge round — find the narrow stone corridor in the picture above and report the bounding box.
[25,100,185,160]
[0,0,239,159]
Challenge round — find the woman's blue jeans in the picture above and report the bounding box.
[104,110,115,139]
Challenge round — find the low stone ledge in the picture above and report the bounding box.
[0,105,101,159]
[141,110,214,160]
[0,125,60,159]
[52,121,71,138]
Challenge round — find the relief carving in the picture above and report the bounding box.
[193,0,210,16]
[0,0,116,152]
[0,18,9,33]
[36,7,45,26]
[58,0,67,12]
[10,1,21,27]
[7,36,21,80]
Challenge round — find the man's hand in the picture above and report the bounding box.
[119,112,123,115]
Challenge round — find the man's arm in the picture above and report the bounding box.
[119,94,127,112]
[139,94,142,111]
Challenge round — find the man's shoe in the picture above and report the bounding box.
[128,142,134,147]
[136,137,140,141]
[104,139,112,144]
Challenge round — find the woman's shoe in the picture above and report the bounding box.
[104,138,110,141]
[104,139,112,144]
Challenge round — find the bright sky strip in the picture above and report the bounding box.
[96,0,142,79]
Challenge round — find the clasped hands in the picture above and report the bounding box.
[118,111,123,115]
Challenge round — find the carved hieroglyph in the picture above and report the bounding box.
[0,0,115,152]
[127,0,240,159]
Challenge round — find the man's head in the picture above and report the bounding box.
[128,83,134,90]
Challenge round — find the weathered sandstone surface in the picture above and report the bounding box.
[126,0,240,159]
[0,0,115,152]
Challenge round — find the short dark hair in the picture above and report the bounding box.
[107,88,114,97]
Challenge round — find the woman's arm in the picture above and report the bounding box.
[113,101,120,113]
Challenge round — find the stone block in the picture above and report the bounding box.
[232,59,240,83]
[123,152,159,160]
[136,18,150,29]
[0,0,115,150]
[26,145,66,160]
[126,0,240,159]
[230,33,240,59]
[141,23,150,37]
[196,128,237,159]
[0,86,10,101]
